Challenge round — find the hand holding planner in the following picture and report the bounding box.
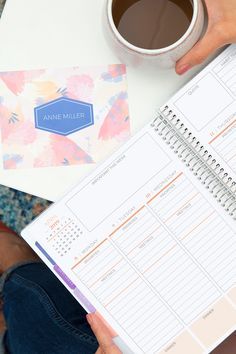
[87,314,122,354]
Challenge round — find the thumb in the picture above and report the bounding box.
[87,314,121,354]
[176,29,223,75]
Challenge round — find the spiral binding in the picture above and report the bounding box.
[151,105,236,220]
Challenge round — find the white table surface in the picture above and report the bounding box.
[0,0,206,201]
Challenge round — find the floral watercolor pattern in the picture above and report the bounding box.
[0,65,130,169]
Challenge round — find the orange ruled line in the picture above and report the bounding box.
[109,205,145,239]
[48,220,73,243]
[142,211,215,275]
[104,277,140,307]
[88,258,123,288]
[181,211,216,241]
[71,238,108,270]
[143,244,178,274]
[163,192,199,224]
[209,118,236,145]
[126,224,162,256]
[147,172,183,205]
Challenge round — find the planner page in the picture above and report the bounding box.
[164,45,236,181]
[21,122,236,354]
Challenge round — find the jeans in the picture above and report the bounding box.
[0,262,98,354]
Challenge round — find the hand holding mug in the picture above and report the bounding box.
[104,0,205,69]
[176,0,236,74]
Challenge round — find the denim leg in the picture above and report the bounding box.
[1,263,98,354]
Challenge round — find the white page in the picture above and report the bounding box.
[164,45,236,181]
[21,121,236,354]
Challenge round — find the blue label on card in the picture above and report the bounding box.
[34,97,94,136]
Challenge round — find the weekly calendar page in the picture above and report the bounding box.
[165,44,236,182]
[21,47,236,354]
[22,117,236,352]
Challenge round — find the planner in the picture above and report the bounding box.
[21,45,236,354]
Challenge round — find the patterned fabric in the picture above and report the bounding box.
[0,185,51,234]
[0,186,50,354]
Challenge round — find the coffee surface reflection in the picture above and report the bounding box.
[112,0,193,49]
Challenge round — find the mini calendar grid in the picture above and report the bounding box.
[46,217,84,257]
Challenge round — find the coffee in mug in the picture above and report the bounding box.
[104,0,205,68]
[112,0,194,50]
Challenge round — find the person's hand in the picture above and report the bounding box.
[176,0,236,74]
[87,314,122,354]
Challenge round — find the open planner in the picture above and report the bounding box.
[22,45,236,354]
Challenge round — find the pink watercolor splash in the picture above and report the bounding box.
[5,121,37,145]
[0,104,11,139]
[101,64,126,82]
[0,105,37,144]
[3,154,23,169]
[34,135,94,168]
[0,70,45,95]
[0,72,25,95]
[99,92,130,140]
[66,75,94,102]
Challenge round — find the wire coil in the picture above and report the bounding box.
[151,106,236,220]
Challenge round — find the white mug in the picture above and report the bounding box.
[103,0,205,68]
